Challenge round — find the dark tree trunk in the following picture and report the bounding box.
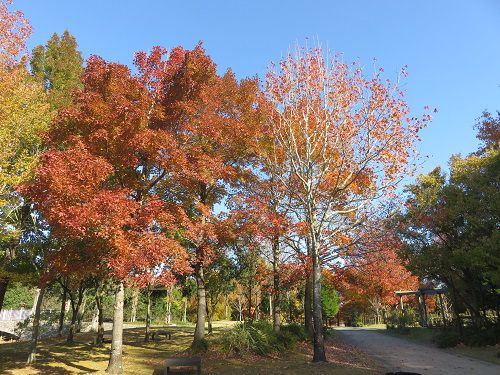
[144,287,151,342]
[58,288,67,337]
[26,286,45,364]
[67,305,78,343]
[309,212,326,362]
[67,288,84,343]
[255,288,260,320]
[106,282,124,374]
[76,296,86,333]
[193,264,206,345]
[312,253,326,361]
[0,278,9,312]
[183,298,187,323]
[95,288,104,345]
[304,273,313,337]
[272,236,281,332]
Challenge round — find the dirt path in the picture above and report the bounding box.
[335,327,500,375]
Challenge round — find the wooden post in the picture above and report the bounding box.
[399,295,404,311]
[417,294,425,327]
[422,294,429,327]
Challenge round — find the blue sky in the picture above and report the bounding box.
[15,0,500,175]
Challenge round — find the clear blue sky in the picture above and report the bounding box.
[15,0,500,175]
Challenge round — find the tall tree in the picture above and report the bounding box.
[27,49,192,373]
[0,0,50,313]
[152,44,262,346]
[475,110,499,153]
[30,30,84,109]
[397,146,500,328]
[265,45,428,361]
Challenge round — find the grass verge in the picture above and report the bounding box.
[0,321,384,374]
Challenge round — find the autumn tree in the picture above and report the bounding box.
[151,44,263,346]
[0,0,50,314]
[230,174,292,331]
[265,45,428,361]
[331,227,418,324]
[27,50,192,373]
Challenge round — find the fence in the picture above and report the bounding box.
[0,309,32,321]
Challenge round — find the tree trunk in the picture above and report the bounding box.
[225,293,229,321]
[247,283,252,320]
[26,286,45,364]
[144,287,151,342]
[106,282,124,374]
[130,288,139,323]
[0,278,9,312]
[67,304,78,343]
[182,297,187,323]
[239,296,243,321]
[165,287,172,325]
[255,288,260,320]
[304,273,313,337]
[206,303,212,334]
[193,264,206,345]
[310,215,326,362]
[58,288,67,337]
[76,296,86,333]
[95,288,104,345]
[67,290,84,343]
[272,236,281,332]
[269,294,273,321]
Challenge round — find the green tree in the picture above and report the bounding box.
[30,30,83,109]
[397,148,499,328]
[321,284,340,323]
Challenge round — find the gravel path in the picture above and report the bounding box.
[335,327,500,375]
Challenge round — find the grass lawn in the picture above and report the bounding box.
[0,321,384,374]
[380,326,500,366]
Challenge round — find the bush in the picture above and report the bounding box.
[220,321,307,356]
[345,310,363,327]
[462,327,499,347]
[433,330,460,348]
[386,308,417,330]
[282,322,308,341]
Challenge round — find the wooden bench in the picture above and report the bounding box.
[151,330,172,340]
[164,357,201,375]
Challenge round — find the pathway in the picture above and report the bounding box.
[335,327,500,375]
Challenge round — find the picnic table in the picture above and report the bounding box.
[0,330,20,341]
[164,357,201,375]
[151,329,172,340]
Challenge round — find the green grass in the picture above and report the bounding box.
[0,321,383,374]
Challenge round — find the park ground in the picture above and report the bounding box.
[1,322,500,374]
[0,321,383,375]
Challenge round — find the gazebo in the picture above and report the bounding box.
[395,288,447,327]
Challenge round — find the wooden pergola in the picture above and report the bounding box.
[395,288,447,327]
